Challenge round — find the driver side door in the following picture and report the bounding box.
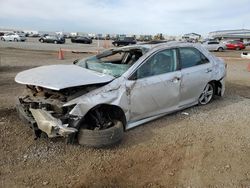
[127,48,181,122]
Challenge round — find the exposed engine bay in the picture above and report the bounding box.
[17,83,104,140]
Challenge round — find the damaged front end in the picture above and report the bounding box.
[16,84,100,140]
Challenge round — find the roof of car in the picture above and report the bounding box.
[110,42,206,54]
[138,41,203,50]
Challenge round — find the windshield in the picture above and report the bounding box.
[86,63,131,77]
[77,47,149,77]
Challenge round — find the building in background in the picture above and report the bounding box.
[182,33,201,42]
[209,29,250,42]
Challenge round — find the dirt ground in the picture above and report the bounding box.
[0,47,250,188]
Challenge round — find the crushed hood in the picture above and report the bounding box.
[15,65,115,90]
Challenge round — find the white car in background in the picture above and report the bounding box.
[1,33,26,42]
[202,41,226,52]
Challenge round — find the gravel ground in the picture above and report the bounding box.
[0,44,250,188]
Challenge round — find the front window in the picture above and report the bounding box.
[136,48,178,79]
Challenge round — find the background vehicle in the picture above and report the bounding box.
[243,40,250,46]
[1,33,26,42]
[226,40,245,50]
[15,43,226,147]
[39,35,65,44]
[112,37,136,46]
[13,31,26,37]
[202,41,225,52]
[71,36,92,44]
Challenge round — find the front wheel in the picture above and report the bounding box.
[198,83,214,105]
[54,40,58,44]
[14,38,18,42]
[1,37,5,41]
[78,120,124,148]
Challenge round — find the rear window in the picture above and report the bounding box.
[179,47,209,69]
[208,41,219,45]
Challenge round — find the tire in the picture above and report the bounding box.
[1,37,5,41]
[236,47,240,51]
[217,47,223,52]
[14,38,18,42]
[78,120,124,148]
[54,40,58,44]
[40,39,44,43]
[198,83,215,105]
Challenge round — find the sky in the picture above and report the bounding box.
[0,0,250,35]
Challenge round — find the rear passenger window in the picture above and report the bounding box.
[179,47,209,69]
[208,42,219,45]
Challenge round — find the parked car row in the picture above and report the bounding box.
[38,35,95,44]
[201,40,246,52]
[0,32,248,50]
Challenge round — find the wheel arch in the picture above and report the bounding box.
[209,80,222,96]
[83,103,127,130]
[217,47,224,51]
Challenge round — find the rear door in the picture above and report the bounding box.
[207,41,215,51]
[178,47,213,107]
[206,42,214,51]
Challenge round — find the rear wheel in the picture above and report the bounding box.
[14,38,18,42]
[198,83,214,105]
[40,39,44,43]
[54,40,58,44]
[217,47,223,52]
[1,37,5,41]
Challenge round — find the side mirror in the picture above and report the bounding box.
[73,59,79,64]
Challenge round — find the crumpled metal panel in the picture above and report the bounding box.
[64,78,130,118]
[15,65,114,90]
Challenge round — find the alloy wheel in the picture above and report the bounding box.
[199,83,214,105]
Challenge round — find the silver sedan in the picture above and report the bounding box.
[15,42,226,147]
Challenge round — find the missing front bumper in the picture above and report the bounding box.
[29,108,78,138]
[16,98,78,138]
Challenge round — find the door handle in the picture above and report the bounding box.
[205,68,212,73]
